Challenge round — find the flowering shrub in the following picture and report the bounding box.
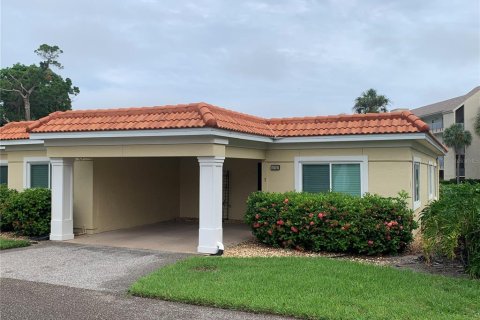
[245,191,417,255]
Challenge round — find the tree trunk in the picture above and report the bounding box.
[456,153,460,184]
[23,95,31,121]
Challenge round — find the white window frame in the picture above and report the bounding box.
[23,157,51,189]
[294,156,368,196]
[413,157,421,210]
[0,160,7,185]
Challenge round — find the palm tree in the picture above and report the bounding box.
[352,89,390,114]
[443,123,472,184]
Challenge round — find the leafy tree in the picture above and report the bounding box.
[0,44,79,124]
[443,123,472,184]
[35,44,64,70]
[353,88,390,114]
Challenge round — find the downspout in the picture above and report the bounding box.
[211,242,224,256]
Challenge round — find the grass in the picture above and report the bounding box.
[130,256,480,320]
[0,237,30,250]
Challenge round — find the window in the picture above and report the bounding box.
[0,162,7,185]
[24,158,51,189]
[413,158,421,210]
[295,156,367,197]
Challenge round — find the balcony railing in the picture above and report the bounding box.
[429,122,444,133]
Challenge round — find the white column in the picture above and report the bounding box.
[50,158,74,241]
[197,156,225,254]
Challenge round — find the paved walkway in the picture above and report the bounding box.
[0,242,290,320]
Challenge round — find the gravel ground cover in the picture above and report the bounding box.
[224,239,468,277]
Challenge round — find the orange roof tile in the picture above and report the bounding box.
[0,121,35,140]
[1,103,437,146]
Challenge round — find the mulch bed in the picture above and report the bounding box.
[224,239,468,278]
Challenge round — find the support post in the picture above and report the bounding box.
[50,158,74,240]
[197,156,224,254]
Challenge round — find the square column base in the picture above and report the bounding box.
[50,219,74,241]
[197,227,222,254]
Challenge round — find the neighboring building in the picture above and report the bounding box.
[411,86,480,180]
[0,103,445,253]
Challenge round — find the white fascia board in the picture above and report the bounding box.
[274,133,426,143]
[0,139,44,146]
[20,129,445,153]
[424,135,447,155]
[29,128,274,143]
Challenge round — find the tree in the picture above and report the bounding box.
[0,44,79,123]
[35,44,64,70]
[353,89,390,114]
[443,123,472,184]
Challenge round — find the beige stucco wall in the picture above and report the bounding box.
[223,158,259,220]
[178,157,259,221]
[2,139,442,234]
[46,143,226,158]
[179,157,199,219]
[263,146,439,215]
[441,112,456,180]
[92,157,180,233]
[73,159,94,234]
[4,149,48,191]
[464,91,480,179]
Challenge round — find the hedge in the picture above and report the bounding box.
[245,191,417,255]
[420,183,480,278]
[0,185,51,236]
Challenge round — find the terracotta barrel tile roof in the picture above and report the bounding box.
[0,121,35,140]
[1,103,432,141]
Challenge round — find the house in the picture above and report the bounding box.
[411,86,480,180]
[0,103,446,253]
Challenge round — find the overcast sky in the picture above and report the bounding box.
[1,0,479,117]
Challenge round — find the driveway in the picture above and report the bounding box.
[68,220,253,253]
[0,241,187,292]
[0,242,290,320]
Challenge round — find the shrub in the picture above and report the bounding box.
[421,183,480,278]
[2,188,51,236]
[245,191,417,255]
[440,178,480,185]
[0,185,18,231]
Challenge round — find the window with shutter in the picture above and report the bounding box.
[332,163,361,196]
[0,166,7,185]
[302,164,329,193]
[30,164,49,188]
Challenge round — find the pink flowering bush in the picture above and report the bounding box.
[245,191,417,255]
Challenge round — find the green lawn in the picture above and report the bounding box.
[0,237,30,250]
[130,256,480,320]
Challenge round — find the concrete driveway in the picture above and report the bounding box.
[0,242,188,292]
[0,242,290,320]
[68,220,253,253]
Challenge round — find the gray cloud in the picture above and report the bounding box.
[1,0,478,117]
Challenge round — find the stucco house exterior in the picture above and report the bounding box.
[411,86,480,180]
[0,103,446,253]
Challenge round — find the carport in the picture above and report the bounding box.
[49,154,262,254]
[18,103,269,254]
[66,156,259,253]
